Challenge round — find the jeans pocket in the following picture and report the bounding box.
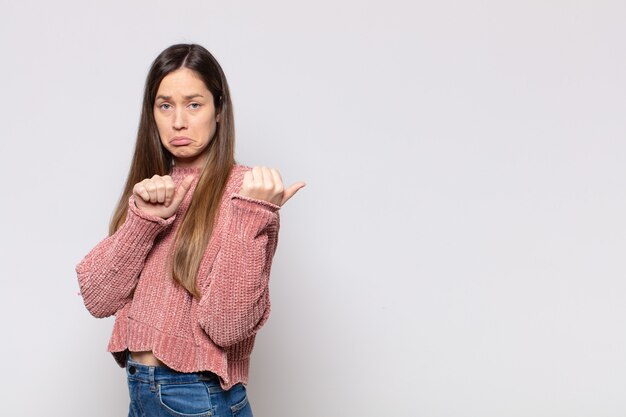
[229,384,251,417]
[158,381,214,416]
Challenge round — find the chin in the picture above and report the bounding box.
[170,150,196,158]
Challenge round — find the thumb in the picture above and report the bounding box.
[170,175,195,209]
[281,181,306,206]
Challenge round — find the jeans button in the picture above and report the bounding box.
[129,365,136,375]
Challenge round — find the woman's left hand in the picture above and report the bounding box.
[238,166,305,207]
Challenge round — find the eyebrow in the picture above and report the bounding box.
[156,94,205,100]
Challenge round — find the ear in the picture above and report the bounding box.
[216,113,221,123]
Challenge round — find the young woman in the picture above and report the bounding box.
[76,43,304,417]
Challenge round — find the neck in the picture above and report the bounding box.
[172,161,203,169]
[172,152,208,170]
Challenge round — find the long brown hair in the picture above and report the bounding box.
[109,44,236,299]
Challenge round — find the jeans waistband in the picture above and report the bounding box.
[126,350,219,385]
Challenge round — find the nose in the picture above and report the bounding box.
[173,108,187,130]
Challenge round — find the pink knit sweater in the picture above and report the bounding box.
[76,164,280,390]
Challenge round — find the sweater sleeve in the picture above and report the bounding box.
[196,193,280,347]
[76,195,176,318]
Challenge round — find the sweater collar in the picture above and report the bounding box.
[170,165,202,178]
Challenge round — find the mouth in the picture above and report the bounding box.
[170,136,192,146]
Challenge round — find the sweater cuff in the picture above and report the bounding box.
[231,194,281,213]
[126,195,177,229]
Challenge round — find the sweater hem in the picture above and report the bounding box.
[107,314,250,390]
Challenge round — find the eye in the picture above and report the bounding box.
[189,103,202,109]
[159,103,172,110]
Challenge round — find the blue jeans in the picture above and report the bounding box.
[126,351,253,417]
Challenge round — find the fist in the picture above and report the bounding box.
[238,166,305,207]
[132,174,195,219]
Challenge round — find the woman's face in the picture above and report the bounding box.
[154,67,220,169]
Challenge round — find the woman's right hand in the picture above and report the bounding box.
[132,174,195,219]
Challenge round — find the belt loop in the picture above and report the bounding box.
[149,366,156,392]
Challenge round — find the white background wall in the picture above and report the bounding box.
[1,1,625,416]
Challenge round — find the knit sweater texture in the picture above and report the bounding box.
[76,164,280,390]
